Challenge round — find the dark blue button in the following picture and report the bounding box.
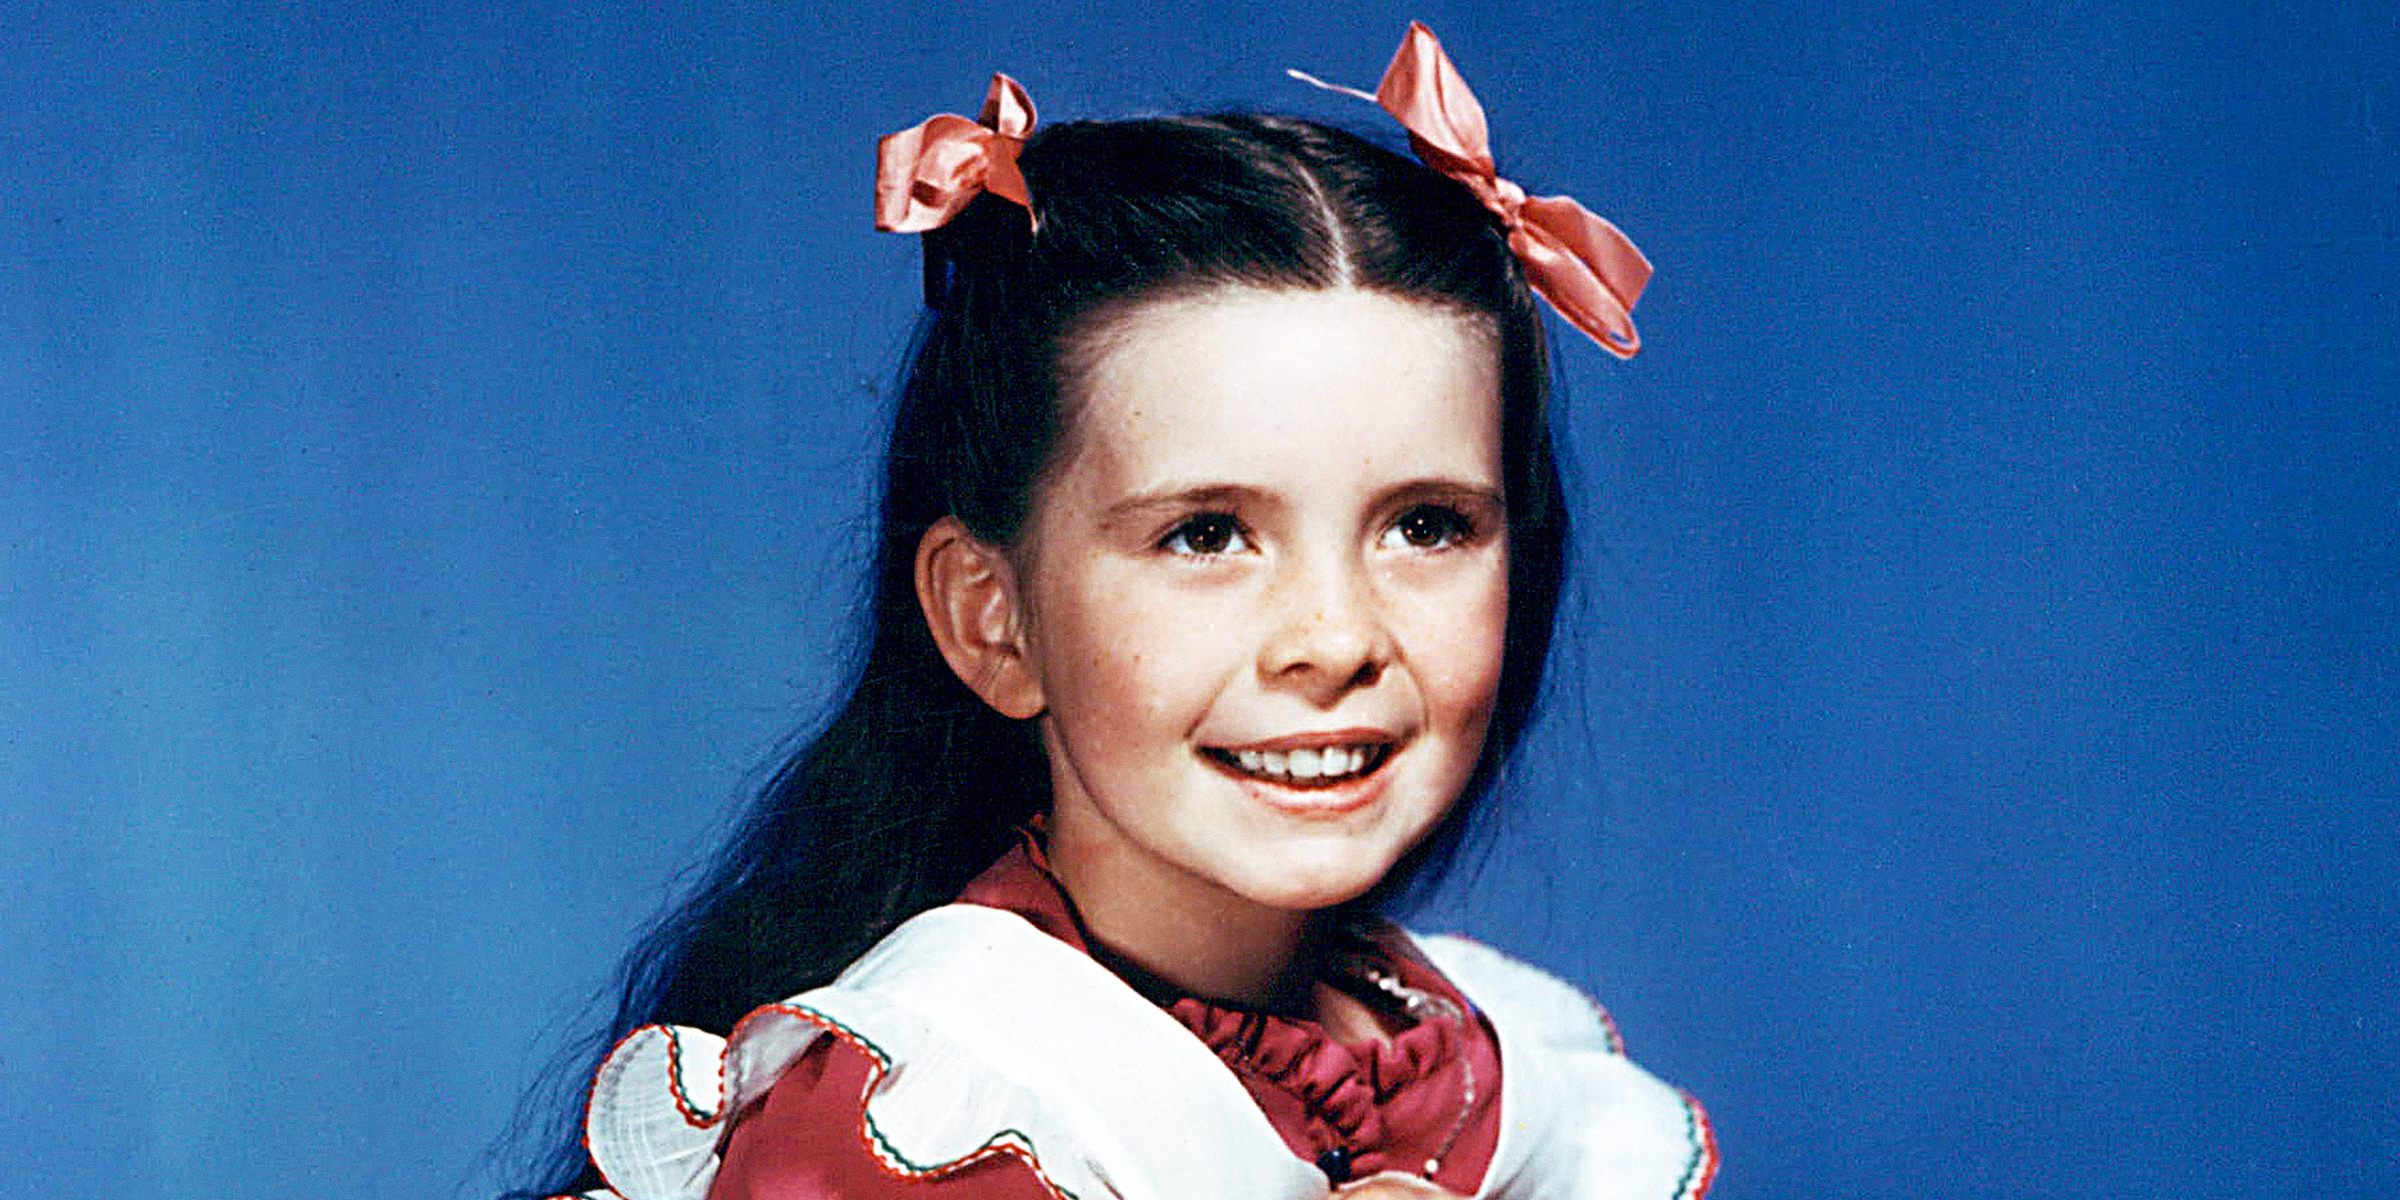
[1315,1147,1354,1183]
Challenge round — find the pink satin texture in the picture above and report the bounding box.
[1296,21,1652,358]
[874,24,1651,358]
[873,73,1036,233]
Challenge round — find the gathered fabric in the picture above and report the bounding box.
[954,837,1505,1190]
[1178,998,1464,1177]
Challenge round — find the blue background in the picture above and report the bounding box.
[5,2,2393,1197]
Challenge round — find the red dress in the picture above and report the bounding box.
[709,840,1504,1198]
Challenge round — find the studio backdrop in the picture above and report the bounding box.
[4,3,2393,1198]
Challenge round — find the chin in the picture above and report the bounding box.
[1222,850,1402,914]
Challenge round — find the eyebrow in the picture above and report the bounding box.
[1099,483,1272,529]
[1098,477,1506,529]
[1382,478,1508,510]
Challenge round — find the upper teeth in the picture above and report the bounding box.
[1231,745,1375,781]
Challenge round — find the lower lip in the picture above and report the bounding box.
[1203,751,1392,817]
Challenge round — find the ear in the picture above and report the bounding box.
[914,516,1045,720]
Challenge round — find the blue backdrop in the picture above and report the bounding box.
[5,2,2393,1197]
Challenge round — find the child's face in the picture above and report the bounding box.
[1017,286,1509,921]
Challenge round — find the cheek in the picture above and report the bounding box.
[1453,577,1511,715]
[1030,565,1223,716]
[1394,560,1511,719]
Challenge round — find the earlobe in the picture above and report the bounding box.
[914,516,1046,720]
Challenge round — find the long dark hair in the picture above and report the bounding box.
[504,112,1570,1197]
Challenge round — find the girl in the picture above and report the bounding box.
[514,23,1714,1200]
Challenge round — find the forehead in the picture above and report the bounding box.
[1054,287,1503,498]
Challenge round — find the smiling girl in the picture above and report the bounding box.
[513,24,1712,1200]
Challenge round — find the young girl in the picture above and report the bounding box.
[514,23,1713,1200]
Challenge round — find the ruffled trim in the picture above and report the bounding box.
[1172,999,1471,1154]
[1673,1092,1720,1200]
[1164,927,1488,1182]
[576,1000,1079,1200]
[578,1002,820,1200]
[961,832,1498,1182]
[1181,1006,1379,1151]
[1412,933,1719,1200]
[568,906,1710,1200]
[572,904,1326,1200]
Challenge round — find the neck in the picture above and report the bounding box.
[1045,824,1314,1007]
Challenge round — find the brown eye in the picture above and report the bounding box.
[1383,504,1474,550]
[1162,513,1250,556]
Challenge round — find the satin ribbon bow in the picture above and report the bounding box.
[874,73,1037,233]
[1293,22,1653,358]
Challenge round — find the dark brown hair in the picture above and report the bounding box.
[506,111,1568,1197]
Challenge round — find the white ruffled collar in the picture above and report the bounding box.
[565,906,1715,1200]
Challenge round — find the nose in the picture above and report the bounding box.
[1257,553,1391,705]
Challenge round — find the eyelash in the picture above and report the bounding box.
[1156,505,1481,557]
[1159,512,1252,556]
[1380,504,1478,551]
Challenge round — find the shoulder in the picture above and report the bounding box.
[1400,931,1720,1200]
[573,909,1091,1200]
[711,1035,1063,1200]
[577,904,1323,1200]
[1407,933,1626,1048]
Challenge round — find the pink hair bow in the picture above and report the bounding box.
[1294,22,1653,357]
[874,73,1037,233]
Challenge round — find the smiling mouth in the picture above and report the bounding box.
[1201,743,1394,788]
